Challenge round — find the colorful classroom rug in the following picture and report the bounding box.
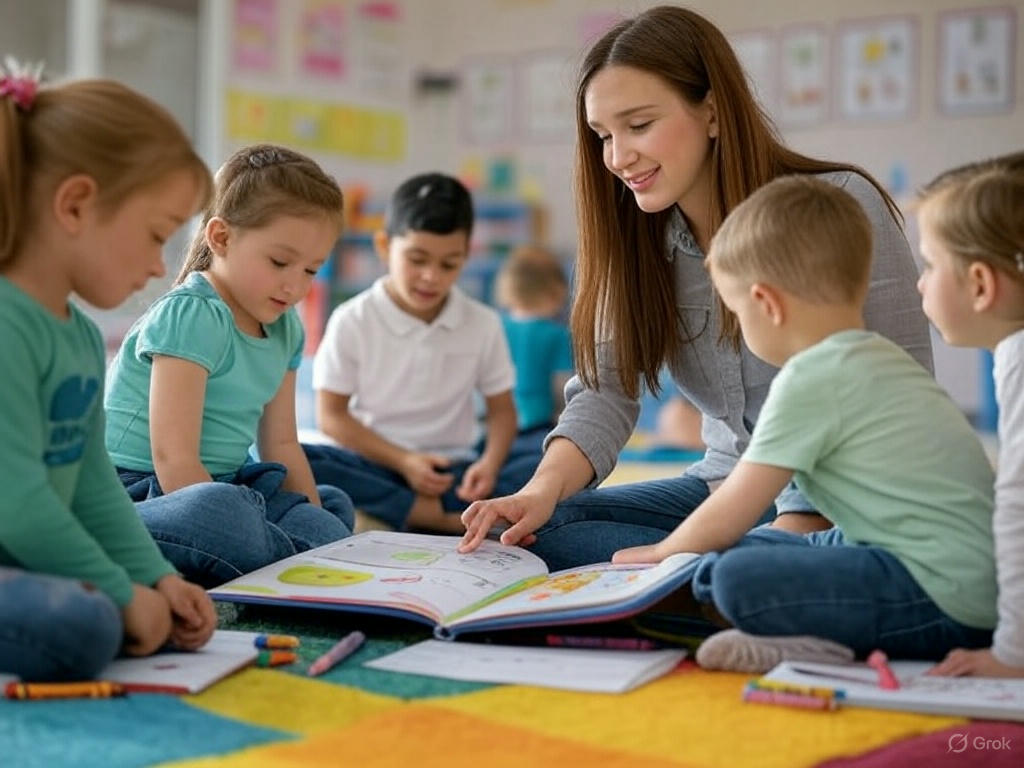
[2,602,1022,768]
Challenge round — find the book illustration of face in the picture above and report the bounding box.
[277,566,374,587]
[390,550,443,566]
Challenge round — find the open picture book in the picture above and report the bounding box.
[209,531,700,640]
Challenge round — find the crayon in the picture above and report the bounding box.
[256,650,297,667]
[751,678,846,700]
[867,649,901,690]
[742,683,838,711]
[308,630,366,677]
[254,634,300,650]
[545,635,660,650]
[5,681,126,700]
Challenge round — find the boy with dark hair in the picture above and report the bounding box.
[304,173,537,532]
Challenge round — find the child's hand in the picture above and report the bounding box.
[122,584,173,656]
[156,574,218,651]
[401,452,455,496]
[928,647,1024,678]
[611,542,673,565]
[456,459,497,502]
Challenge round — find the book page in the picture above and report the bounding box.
[211,532,548,623]
[448,552,700,628]
[365,639,686,693]
[765,660,1024,722]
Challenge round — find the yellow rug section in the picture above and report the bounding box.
[431,667,966,768]
[185,668,400,735]
[164,705,692,768]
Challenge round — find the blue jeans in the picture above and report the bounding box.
[120,462,354,587]
[528,474,776,570]
[303,443,542,529]
[0,567,123,681]
[692,527,993,659]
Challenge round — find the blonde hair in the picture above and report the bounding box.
[709,175,872,304]
[0,77,211,265]
[495,245,568,311]
[177,144,344,284]
[571,5,898,398]
[917,159,1024,285]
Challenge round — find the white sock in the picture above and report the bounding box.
[695,629,855,674]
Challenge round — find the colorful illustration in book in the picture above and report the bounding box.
[391,550,444,566]
[530,571,602,601]
[277,565,373,587]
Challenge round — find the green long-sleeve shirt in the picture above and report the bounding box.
[0,278,175,606]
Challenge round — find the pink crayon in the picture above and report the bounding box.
[308,631,366,677]
[867,649,901,690]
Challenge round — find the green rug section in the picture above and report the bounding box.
[218,602,496,698]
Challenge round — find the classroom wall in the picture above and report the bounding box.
[397,0,1024,414]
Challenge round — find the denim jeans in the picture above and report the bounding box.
[691,527,993,659]
[0,567,123,681]
[303,443,542,529]
[120,462,354,587]
[528,474,777,571]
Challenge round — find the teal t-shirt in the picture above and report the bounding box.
[0,278,174,606]
[105,272,305,475]
[744,330,996,629]
[501,314,573,431]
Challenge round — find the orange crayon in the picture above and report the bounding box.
[256,650,297,667]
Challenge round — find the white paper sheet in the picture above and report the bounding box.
[365,639,686,694]
[764,660,1024,721]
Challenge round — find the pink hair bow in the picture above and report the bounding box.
[0,58,44,111]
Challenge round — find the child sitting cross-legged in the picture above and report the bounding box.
[613,175,997,673]
[304,173,540,533]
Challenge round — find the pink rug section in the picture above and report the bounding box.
[818,722,1024,768]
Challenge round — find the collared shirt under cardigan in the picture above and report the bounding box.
[546,170,934,513]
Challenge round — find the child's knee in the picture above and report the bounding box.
[317,484,356,529]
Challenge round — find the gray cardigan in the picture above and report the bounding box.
[548,170,934,512]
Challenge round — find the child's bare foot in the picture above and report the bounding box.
[695,629,854,673]
[406,495,466,534]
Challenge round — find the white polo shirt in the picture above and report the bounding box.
[313,277,515,457]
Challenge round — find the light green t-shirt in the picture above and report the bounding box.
[0,278,174,606]
[744,329,996,629]
[105,272,304,475]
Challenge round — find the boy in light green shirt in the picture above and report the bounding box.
[614,176,996,672]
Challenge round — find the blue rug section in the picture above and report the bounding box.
[0,693,291,768]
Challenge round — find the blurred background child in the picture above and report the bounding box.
[494,245,573,456]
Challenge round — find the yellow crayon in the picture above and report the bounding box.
[5,681,125,700]
[751,678,845,700]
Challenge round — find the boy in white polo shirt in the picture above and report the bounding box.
[304,173,538,532]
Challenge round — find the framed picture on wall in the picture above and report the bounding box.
[778,25,829,128]
[461,56,517,146]
[520,50,575,143]
[836,16,917,121]
[729,29,777,115]
[938,7,1016,116]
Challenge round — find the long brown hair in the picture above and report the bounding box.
[571,6,899,399]
[177,144,344,284]
[0,77,210,265]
